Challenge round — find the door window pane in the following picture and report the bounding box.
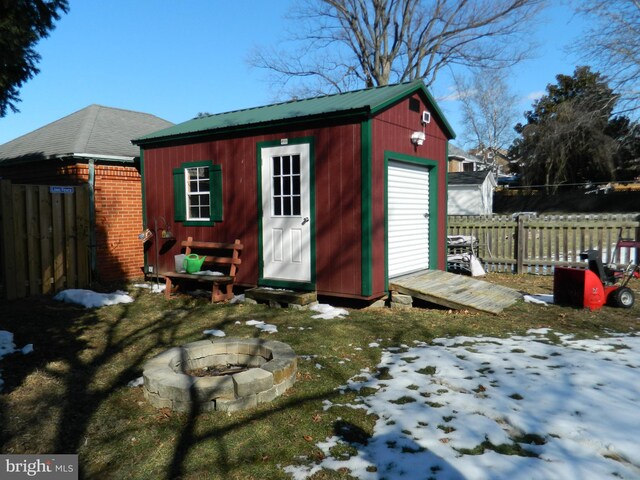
[272,154,303,217]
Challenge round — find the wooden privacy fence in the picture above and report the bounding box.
[0,180,91,300]
[448,213,640,274]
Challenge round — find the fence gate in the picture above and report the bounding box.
[0,180,90,300]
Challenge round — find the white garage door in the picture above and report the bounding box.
[388,160,430,278]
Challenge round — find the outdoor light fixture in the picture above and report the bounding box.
[411,131,426,146]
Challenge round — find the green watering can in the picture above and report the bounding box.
[183,254,206,273]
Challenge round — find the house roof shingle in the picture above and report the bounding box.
[0,105,173,164]
[133,80,455,145]
[448,170,494,185]
[449,144,481,162]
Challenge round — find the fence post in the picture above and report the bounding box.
[516,214,526,274]
[0,179,17,299]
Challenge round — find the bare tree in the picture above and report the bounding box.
[249,0,546,98]
[456,70,519,173]
[573,0,640,114]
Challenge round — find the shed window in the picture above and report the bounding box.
[186,166,210,219]
[173,161,223,226]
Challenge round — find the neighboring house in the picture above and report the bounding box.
[448,144,481,172]
[133,80,455,301]
[468,146,511,175]
[0,105,173,283]
[448,170,497,215]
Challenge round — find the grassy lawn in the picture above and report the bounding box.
[1,273,638,479]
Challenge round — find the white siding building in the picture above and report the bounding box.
[448,170,497,215]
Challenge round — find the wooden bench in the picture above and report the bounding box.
[161,237,243,303]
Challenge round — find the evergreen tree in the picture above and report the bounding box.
[509,66,639,192]
[0,0,69,117]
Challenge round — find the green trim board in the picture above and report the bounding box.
[256,136,316,291]
[360,119,373,297]
[445,142,449,272]
[383,151,440,291]
[140,149,148,271]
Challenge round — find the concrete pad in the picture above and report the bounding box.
[391,292,413,305]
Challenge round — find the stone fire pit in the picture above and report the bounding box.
[143,338,297,412]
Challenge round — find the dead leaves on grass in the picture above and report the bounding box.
[297,371,314,381]
[154,407,172,422]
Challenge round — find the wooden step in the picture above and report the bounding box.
[245,287,317,306]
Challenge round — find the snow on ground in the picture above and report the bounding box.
[0,331,33,392]
[203,329,226,337]
[523,294,554,305]
[285,329,640,480]
[53,289,134,308]
[132,283,166,293]
[310,304,349,319]
[246,320,278,334]
[230,294,245,304]
[19,287,640,477]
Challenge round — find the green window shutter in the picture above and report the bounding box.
[173,167,186,221]
[211,164,223,222]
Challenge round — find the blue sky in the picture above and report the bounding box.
[0,1,588,146]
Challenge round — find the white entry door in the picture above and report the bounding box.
[260,143,311,283]
[388,160,430,278]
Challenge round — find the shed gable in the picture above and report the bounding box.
[134,80,454,145]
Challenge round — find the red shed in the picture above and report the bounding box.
[133,80,455,301]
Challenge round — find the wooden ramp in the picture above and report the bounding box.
[389,270,522,315]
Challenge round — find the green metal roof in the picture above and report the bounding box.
[133,80,455,145]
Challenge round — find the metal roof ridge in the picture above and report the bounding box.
[133,79,455,144]
[198,80,420,119]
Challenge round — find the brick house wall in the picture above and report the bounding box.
[0,160,144,283]
[92,165,144,282]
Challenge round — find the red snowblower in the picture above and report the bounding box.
[553,239,640,311]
